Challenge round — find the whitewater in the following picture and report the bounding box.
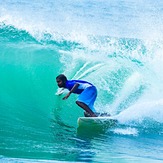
[0,0,163,162]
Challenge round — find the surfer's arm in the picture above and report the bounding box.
[62,83,79,100]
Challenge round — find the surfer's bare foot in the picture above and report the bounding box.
[84,112,97,117]
[92,113,97,117]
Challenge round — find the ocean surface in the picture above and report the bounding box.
[0,0,163,162]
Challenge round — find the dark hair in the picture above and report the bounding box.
[56,74,67,82]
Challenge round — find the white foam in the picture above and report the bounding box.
[115,99,163,124]
[113,127,138,136]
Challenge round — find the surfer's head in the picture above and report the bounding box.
[56,74,67,88]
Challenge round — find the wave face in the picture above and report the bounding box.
[1,0,163,162]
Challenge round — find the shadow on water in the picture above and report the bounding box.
[51,114,122,162]
[50,116,110,162]
[77,123,116,139]
[75,125,121,162]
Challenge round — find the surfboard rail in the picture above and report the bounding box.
[77,116,118,129]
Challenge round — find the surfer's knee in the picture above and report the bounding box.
[76,101,79,106]
[76,101,83,106]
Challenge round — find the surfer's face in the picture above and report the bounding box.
[56,78,65,88]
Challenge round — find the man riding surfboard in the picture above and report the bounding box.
[56,74,97,117]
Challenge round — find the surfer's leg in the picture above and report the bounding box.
[84,111,91,117]
[76,86,97,117]
[76,101,97,117]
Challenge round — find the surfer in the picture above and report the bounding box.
[56,74,97,117]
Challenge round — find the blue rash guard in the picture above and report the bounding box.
[65,80,97,112]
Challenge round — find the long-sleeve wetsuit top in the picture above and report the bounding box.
[65,80,94,94]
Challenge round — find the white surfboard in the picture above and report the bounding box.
[77,116,118,129]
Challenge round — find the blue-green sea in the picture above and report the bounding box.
[1,0,163,162]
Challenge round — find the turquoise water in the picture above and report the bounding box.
[0,0,163,162]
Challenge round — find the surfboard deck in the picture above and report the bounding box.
[77,116,118,129]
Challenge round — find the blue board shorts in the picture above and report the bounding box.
[76,86,97,112]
